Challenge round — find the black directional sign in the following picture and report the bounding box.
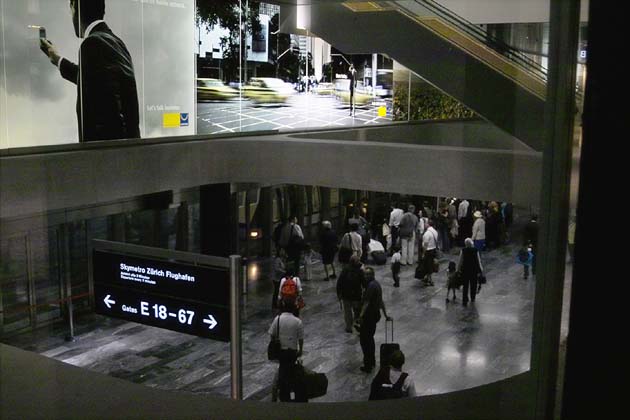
[92,249,231,342]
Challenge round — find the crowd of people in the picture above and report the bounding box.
[267,198,533,402]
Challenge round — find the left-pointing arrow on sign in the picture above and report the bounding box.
[202,314,218,330]
[103,294,116,309]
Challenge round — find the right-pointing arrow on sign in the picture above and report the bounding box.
[103,294,116,309]
[203,314,218,330]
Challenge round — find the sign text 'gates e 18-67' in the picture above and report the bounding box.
[93,249,230,341]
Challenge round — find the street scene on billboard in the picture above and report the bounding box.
[195,2,394,134]
[0,0,195,148]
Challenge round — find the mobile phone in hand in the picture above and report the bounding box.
[39,27,47,39]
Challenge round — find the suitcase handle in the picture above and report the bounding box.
[385,318,394,343]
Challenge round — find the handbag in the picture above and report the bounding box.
[414,263,426,279]
[432,258,440,273]
[338,233,353,263]
[478,273,487,284]
[267,316,281,361]
[432,231,442,259]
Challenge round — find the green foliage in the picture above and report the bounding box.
[392,83,477,121]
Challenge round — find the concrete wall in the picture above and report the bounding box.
[0,122,541,223]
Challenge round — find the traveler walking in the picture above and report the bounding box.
[358,267,392,373]
[399,205,418,265]
[421,220,439,286]
[336,255,367,333]
[319,220,338,280]
[271,255,286,312]
[268,300,307,402]
[282,216,305,276]
[457,238,484,306]
[391,246,402,287]
[388,203,404,255]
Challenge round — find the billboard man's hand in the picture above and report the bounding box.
[40,39,60,66]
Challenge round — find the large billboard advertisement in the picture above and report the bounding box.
[0,0,195,148]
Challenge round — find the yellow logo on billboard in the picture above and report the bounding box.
[163,113,181,128]
[378,106,387,117]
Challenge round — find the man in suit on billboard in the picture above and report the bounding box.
[40,0,140,142]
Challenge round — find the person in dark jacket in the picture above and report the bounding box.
[40,0,140,142]
[319,220,338,280]
[337,255,366,333]
[457,238,484,306]
[358,267,392,373]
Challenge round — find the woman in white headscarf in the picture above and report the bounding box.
[457,238,484,306]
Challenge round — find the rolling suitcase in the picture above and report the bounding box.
[379,319,400,367]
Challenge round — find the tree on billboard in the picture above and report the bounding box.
[197,0,261,83]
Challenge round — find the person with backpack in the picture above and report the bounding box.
[281,216,305,276]
[368,349,416,400]
[278,272,304,317]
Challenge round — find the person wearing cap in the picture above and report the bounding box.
[471,210,486,252]
[457,238,484,306]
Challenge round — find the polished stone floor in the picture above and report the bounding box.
[4,219,550,403]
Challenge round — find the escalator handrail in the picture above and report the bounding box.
[407,0,548,82]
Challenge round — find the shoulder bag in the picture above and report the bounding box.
[267,316,281,361]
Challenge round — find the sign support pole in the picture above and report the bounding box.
[229,255,243,400]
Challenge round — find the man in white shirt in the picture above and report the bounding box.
[422,219,439,286]
[388,203,404,255]
[398,205,418,265]
[268,300,306,402]
[347,223,363,259]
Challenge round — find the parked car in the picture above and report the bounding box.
[242,77,294,103]
[334,79,372,105]
[197,78,239,101]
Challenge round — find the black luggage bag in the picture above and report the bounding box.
[371,250,387,265]
[379,319,400,367]
[296,362,328,399]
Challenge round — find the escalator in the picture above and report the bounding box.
[285,0,548,151]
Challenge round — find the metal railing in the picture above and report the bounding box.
[394,0,548,83]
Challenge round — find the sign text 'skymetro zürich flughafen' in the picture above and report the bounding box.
[93,250,230,341]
